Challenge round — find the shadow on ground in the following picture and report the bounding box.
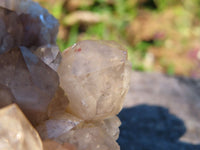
[118,105,200,150]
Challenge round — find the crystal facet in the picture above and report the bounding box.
[58,40,131,120]
[0,104,43,150]
[0,47,59,125]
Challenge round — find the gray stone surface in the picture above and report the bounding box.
[122,71,200,144]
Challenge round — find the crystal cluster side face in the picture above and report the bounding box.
[58,40,131,120]
[0,104,43,150]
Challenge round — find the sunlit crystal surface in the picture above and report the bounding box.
[58,40,131,120]
[0,47,59,125]
[0,104,43,150]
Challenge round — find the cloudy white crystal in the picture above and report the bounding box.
[58,40,131,120]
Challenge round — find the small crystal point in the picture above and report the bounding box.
[0,104,43,150]
[58,40,131,120]
[34,45,61,71]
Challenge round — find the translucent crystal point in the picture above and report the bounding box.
[58,40,131,120]
[34,45,61,71]
[0,104,43,150]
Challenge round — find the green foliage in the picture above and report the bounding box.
[153,0,174,10]
[86,23,107,39]
[57,24,79,51]
[134,41,152,57]
[166,64,175,76]
[51,1,63,19]
[66,24,79,47]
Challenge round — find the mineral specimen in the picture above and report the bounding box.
[0,1,131,150]
[0,104,43,150]
[0,47,59,125]
[58,40,131,120]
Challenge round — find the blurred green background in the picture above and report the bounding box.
[36,0,200,78]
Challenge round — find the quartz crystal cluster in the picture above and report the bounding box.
[0,0,131,150]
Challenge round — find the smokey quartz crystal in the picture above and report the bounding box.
[0,47,59,125]
[0,0,58,47]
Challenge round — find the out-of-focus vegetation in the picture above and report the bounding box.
[35,0,200,78]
